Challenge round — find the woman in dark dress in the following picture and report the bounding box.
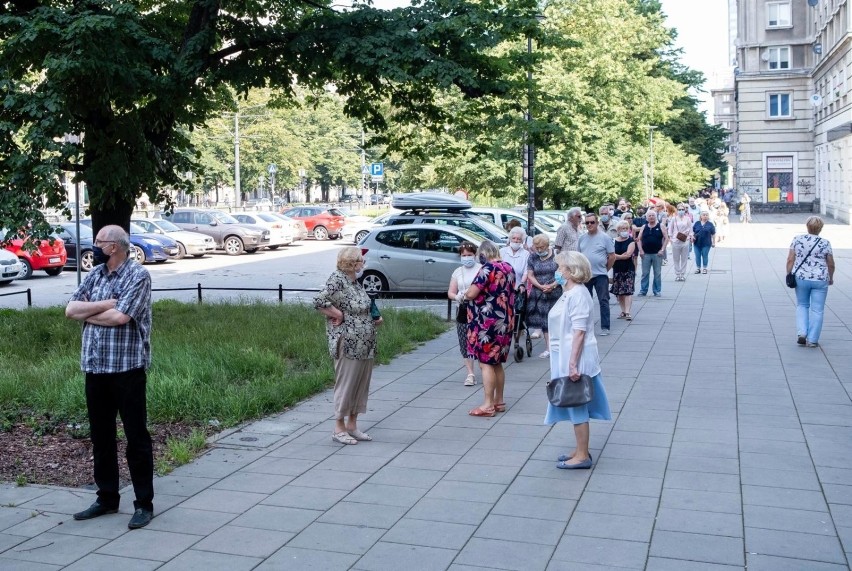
[526,234,563,359]
[465,240,516,417]
[610,220,636,321]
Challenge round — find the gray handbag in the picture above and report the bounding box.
[546,374,595,407]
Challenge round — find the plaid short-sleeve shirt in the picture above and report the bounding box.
[70,258,152,373]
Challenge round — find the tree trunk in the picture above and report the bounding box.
[90,193,135,237]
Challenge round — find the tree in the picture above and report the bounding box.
[0,0,538,238]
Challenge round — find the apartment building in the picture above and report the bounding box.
[712,84,738,188]
[732,0,851,220]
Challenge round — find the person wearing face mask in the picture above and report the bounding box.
[66,225,155,530]
[610,220,636,321]
[448,242,482,386]
[686,197,701,223]
[691,210,716,274]
[525,234,562,356]
[501,227,531,288]
[545,251,612,469]
[668,203,693,282]
[598,206,618,241]
[314,247,383,445]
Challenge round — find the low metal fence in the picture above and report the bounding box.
[0,288,31,306]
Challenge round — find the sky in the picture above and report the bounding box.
[659,0,732,114]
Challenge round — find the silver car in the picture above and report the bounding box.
[360,224,483,293]
[0,248,22,284]
[132,218,216,258]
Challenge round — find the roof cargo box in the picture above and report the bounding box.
[391,192,471,212]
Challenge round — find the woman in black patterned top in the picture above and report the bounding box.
[786,216,835,348]
[315,247,383,445]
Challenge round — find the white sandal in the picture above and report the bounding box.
[332,431,358,445]
[464,374,476,386]
[348,429,373,441]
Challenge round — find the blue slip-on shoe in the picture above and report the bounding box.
[557,453,593,463]
[557,458,592,470]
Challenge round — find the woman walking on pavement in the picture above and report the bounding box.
[668,203,693,281]
[448,242,481,386]
[692,211,716,274]
[466,240,516,417]
[546,251,612,469]
[787,216,835,348]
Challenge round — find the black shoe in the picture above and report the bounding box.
[73,502,118,521]
[128,508,153,529]
[797,336,806,345]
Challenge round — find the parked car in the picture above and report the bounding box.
[536,210,569,223]
[466,207,557,241]
[0,248,23,284]
[131,218,215,258]
[386,210,508,243]
[280,206,346,240]
[57,222,95,272]
[233,213,294,248]
[1,229,67,279]
[254,198,273,211]
[267,213,308,241]
[370,193,391,205]
[161,209,271,255]
[360,224,483,293]
[77,220,175,264]
[342,211,397,244]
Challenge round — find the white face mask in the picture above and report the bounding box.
[460,256,476,268]
[509,241,522,251]
[355,269,364,279]
[619,231,630,239]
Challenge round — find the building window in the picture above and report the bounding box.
[722,94,732,103]
[766,156,794,203]
[768,47,790,70]
[768,93,792,117]
[767,2,792,27]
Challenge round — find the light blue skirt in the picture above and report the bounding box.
[544,373,612,425]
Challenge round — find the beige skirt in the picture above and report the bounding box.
[333,355,374,419]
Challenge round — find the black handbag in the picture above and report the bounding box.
[546,374,595,407]
[787,238,820,289]
[456,302,468,324]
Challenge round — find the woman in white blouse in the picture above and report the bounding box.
[448,242,482,385]
[545,251,612,469]
[500,227,530,289]
[786,216,835,348]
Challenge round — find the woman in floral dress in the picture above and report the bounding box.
[465,240,515,417]
[315,247,383,445]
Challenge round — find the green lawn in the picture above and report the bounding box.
[0,300,448,428]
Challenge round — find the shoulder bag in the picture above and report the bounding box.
[786,237,820,289]
[456,271,470,324]
[546,374,595,407]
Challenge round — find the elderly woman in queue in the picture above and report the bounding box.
[787,216,835,348]
[546,251,612,469]
[611,219,636,321]
[692,210,716,274]
[315,247,382,445]
[668,203,693,282]
[448,242,482,386]
[526,234,562,358]
[501,226,530,290]
[466,240,515,417]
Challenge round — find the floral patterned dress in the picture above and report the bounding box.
[466,260,516,365]
[313,270,377,360]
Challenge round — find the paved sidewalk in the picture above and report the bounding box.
[1,214,851,570]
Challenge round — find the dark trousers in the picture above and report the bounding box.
[85,368,154,511]
[585,274,611,330]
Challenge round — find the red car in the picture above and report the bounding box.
[1,230,67,279]
[280,206,346,240]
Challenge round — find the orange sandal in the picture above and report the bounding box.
[494,402,506,412]
[468,406,496,417]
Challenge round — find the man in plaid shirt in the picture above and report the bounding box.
[66,224,154,530]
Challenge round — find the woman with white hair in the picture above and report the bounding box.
[500,226,530,288]
[546,251,611,469]
[691,210,716,274]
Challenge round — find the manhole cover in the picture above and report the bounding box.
[239,436,259,442]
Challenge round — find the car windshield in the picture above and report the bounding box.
[61,224,94,239]
[327,208,344,217]
[129,222,147,234]
[212,211,239,224]
[451,227,484,243]
[257,213,279,223]
[468,216,508,238]
[535,215,560,231]
[154,219,181,232]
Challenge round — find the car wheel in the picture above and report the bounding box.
[355,230,370,243]
[81,250,95,272]
[132,245,146,264]
[44,267,63,276]
[193,254,205,258]
[360,271,387,294]
[245,248,258,253]
[224,236,244,255]
[267,245,280,250]
[175,243,187,260]
[17,258,32,280]
[313,225,329,240]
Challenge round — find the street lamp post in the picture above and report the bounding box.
[63,133,83,286]
[649,125,657,200]
[525,32,536,237]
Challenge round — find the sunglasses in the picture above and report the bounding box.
[584,221,597,226]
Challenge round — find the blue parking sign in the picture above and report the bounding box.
[370,163,383,176]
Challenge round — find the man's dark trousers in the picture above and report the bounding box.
[585,275,610,330]
[85,367,154,511]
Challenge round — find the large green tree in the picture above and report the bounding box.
[0,0,537,238]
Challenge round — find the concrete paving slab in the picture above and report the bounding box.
[353,542,458,571]
[61,553,162,571]
[192,524,293,557]
[156,549,262,571]
[551,535,648,569]
[381,518,475,550]
[3,532,107,566]
[649,530,744,566]
[456,537,554,571]
[565,511,654,543]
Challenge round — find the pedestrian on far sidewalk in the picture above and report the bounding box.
[637,210,668,297]
[546,251,612,470]
[692,211,716,274]
[787,216,834,348]
[578,213,615,336]
[65,225,155,530]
